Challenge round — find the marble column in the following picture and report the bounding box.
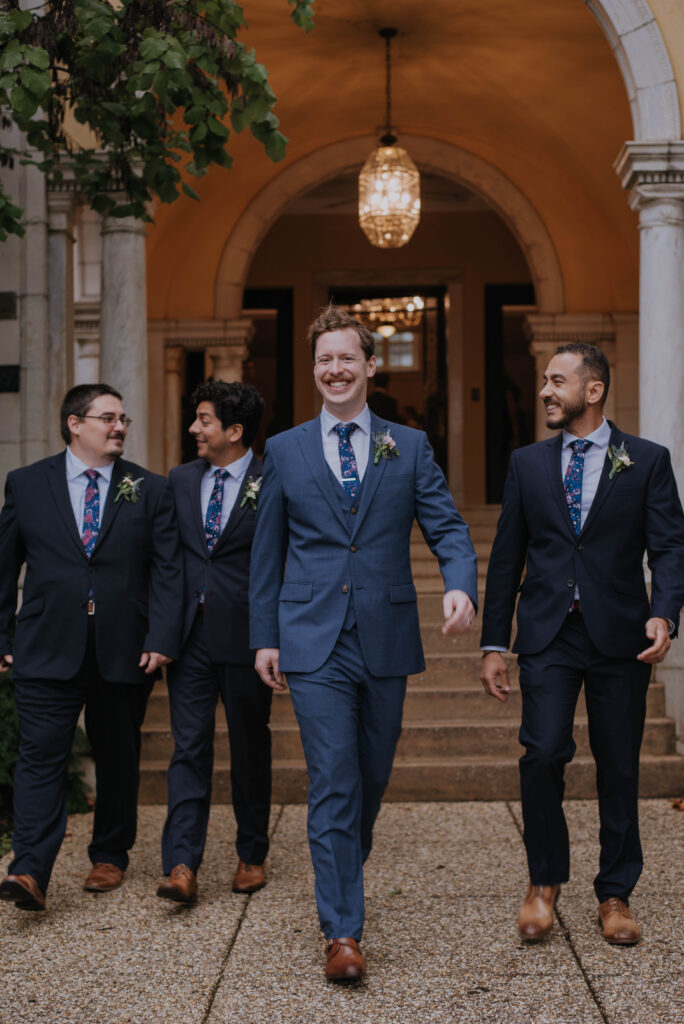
[47,188,77,451]
[100,214,148,466]
[615,141,684,749]
[164,345,185,472]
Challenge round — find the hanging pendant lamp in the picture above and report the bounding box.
[358,27,421,249]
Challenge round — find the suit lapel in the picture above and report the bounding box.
[181,460,209,554]
[297,420,348,532]
[93,458,128,550]
[579,423,621,537]
[542,435,577,540]
[46,451,88,558]
[214,454,261,551]
[351,413,388,536]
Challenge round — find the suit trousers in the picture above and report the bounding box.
[518,609,651,901]
[287,626,407,940]
[10,619,152,892]
[162,611,272,874]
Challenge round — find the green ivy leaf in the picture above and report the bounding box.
[207,116,229,140]
[10,84,39,118]
[26,47,50,71]
[140,37,168,62]
[19,66,50,99]
[182,181,200,201]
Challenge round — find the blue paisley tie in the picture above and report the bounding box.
[563,439,592,535]
[334,422,360,499]
[81,469,100,556]
[205,468,228,552]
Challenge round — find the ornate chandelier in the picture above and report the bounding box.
[358,28,421,249]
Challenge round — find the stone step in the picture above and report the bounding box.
[140,716,675,762]
[138,753,684,804]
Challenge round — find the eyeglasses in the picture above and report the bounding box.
[80,414,132,428]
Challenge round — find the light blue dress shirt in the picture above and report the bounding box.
[66,447,114,532]
[320,404,371,485]
[561,417,611,530]
[200,448,254,535]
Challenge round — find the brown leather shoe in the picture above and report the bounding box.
[84,863,124,892]
[325,937,366,982]
[232,860,266,893]
[518,883,560,941]
[0,873,46,911]
[598,897,640,945]
[157,864,198,904]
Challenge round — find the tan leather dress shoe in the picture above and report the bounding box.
[232,860,266,893]
[598,897,640,945]
[0,873,46,911]
[84,862,124,892]
[325,937,366,982]
[518,883,560,941]
[157,864,198,904]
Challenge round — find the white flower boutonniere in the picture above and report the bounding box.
[607,442,634,480]
[115,475,143,503]
[372,429,400,466]
[240,475,262,510]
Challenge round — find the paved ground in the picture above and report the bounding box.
[1,799,683,1024]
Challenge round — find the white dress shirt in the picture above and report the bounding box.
[66,447,114,532]
[200,448,254,535]
[320,404,371,486]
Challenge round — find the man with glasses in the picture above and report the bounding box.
[0,384,183,911]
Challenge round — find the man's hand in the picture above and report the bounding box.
[255,648,287,691]
[442,590,475,636]
[637,617,671,664]
[480,651,511,703]
[0,653,12,674]
[139,651,172,675]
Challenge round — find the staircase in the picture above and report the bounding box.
[138,506,684,803]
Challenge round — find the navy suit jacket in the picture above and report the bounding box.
[481,423,684,659]
[169,454,261,665]
[249,414,478,676]
[0,452,183,683]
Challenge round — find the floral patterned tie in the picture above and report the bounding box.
[81,469,100,556]
[334,422,360,498]
[205,468,228,552]
[563,439,592,535]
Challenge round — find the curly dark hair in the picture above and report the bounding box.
[191,379,265,448]
[307,304,375,362]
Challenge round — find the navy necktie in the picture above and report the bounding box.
[563,439,592,535]
[81,469,100,556]
[334,423,360,498]
[205,468,228,552]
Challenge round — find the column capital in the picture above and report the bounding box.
[615,141,684,210]
[46,188,79,233]
[524,313,615,347]
[164,344,185,375]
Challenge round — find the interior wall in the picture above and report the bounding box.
[245,208,531,504]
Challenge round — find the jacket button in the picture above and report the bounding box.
[206,558,212,566]
[350,507,358,515]
[350,545,357,552]
[567,579,574,588]
[576,543,583,550]
[341,584,349,594]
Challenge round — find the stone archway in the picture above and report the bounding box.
[214,135,565,319]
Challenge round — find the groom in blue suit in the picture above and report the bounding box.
[250,306,477,981]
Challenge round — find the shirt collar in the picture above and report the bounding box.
[209,447,253,482]
[562,417,611,452]
[320,404,371,436]
[66,446,115,483]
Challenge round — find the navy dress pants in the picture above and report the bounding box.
[286,625,407,941]
[10,620,152,893]
[518,609,651,902]
[161,612,272,874]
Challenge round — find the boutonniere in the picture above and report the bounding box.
[372,429,400,465]
[115,475,143,503]
[240,475,262,510]
[607,442,634,480]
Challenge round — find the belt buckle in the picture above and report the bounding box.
[87,599,95,616]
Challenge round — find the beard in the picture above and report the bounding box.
[545,394,587,431]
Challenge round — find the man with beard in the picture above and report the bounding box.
[480,344,684,945]
[0,384,182,910]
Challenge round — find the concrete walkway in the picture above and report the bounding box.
[1,800,683,1024]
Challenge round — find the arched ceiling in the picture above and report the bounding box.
[148,0,637,318]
